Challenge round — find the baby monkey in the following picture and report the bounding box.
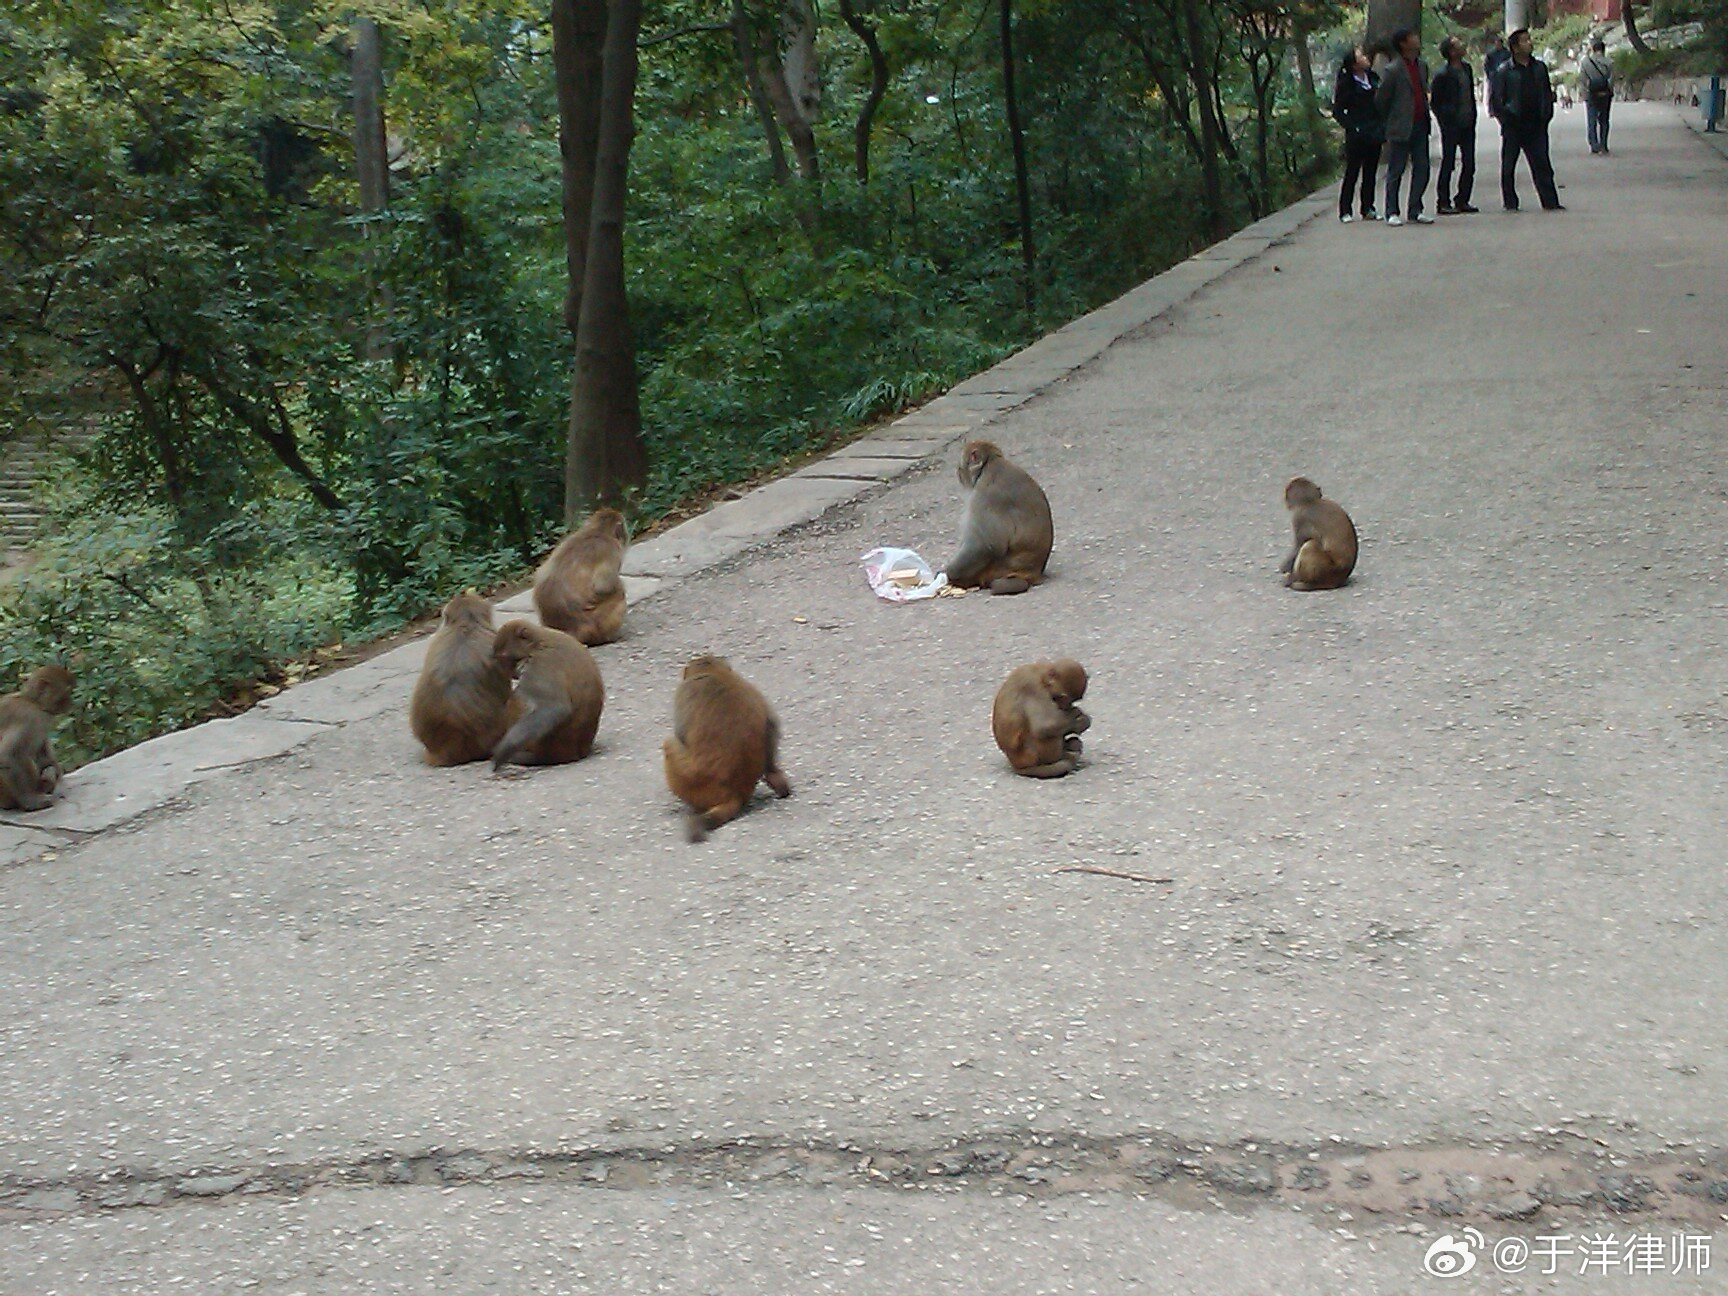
[992,659,1091,778]
[1280,477,1357,591]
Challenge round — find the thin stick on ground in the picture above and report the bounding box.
[1052,865,1174,885]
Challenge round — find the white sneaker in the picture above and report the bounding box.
[1413,213,1435,224]
[1386,214,1405,227]
[1340,213,1355,223]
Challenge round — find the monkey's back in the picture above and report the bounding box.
[533,534,626,645]
[410,624,510,760]
[668,673,772,793]
[507,637,604,762]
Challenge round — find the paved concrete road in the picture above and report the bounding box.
[4,104,1727,1293]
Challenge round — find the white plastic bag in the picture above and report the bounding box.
[860,546,949,602]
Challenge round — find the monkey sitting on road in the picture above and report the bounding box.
[533,507,629,646]
[0,665,75,812]
[992,660,1091,778]
[945,440,1054,595]
[491,620,604,769]
[663,655,791,842]
[1280,477,1358,591]
[410,591,512,766]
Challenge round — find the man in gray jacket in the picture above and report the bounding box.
[1375,29,1434,225]
[1580,36,1614,153]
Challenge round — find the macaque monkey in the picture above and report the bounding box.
[945,440,1054,595]
[662,655,792,842]
[0,665,75,812]
[533,507,629,646]
[410,591,512,766]
[1280,477,1358,591]
[992,659,1091,779]
[491,620,604,769]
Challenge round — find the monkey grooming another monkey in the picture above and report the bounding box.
[410,591,512,766]
[992,659,1090,779]
[533,507,629,646]
[491,620,604,769]
[945,440,1054,595]
[1280,477,1358,591]
[663,655,791,842]
[0,665,74,812]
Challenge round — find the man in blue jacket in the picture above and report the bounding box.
[1488,28,1563,211]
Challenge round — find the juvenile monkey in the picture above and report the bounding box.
[1280,477,1358,591]
[992,659,1091,779]
[662,655,791,842]
[532,507,629,646]
[945,440,1054,595]
[491,620,604,769]
[410,591,512,766]
[0,665,75,812]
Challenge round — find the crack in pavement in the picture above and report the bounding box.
[5,1132,1727,1227]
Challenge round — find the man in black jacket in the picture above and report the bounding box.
[1488,28,1563,211]
[1430,37,1479,214]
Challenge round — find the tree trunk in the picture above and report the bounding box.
[1623,0,1650,54]
[564,0,649,520]
[1181,0,1230,239]
[351,17,393,361]
[1503,0,1530,36]
[759,48,820,180]
[781,0,820,120]
[730,0,791,183]
[999,0,1035,319]
[552,0,606,339]
[1293,18,1317,110]
[1366,0,1420,57]
[836,0,889,184]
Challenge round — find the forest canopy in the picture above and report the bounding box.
[0,0,1340,765]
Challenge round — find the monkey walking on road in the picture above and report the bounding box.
[663,655,791,842]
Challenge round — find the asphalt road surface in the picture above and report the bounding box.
[3,103,1726,1294]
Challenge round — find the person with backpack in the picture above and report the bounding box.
[1580,36,1615,154]
[1332,47,1384,222]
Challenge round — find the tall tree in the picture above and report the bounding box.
[1622,0,1651,54]
[1366,0,1419,56]
[1000,0,1035,318]
[351,17,392,362]
[836,0,890,184]
[554,0,649,520]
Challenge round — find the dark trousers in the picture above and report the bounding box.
[1586,98,1612,151]
[1437,121,1475,206]
[1500,123,1560,209]
[1339,135,1382,216]
[1384,130,1431,218]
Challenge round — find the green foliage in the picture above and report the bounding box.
[1,0,1331,766]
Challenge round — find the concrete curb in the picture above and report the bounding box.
[1679,105,1728,161]
[0,186,1334,852]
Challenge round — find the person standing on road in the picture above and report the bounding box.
[1580,36,1615,154]
[1333,48,1384,222]
[1489,28,1564,212]
[1430,37,1480,214]
[1375,29,1434,226]
[1484,32,1511,103]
